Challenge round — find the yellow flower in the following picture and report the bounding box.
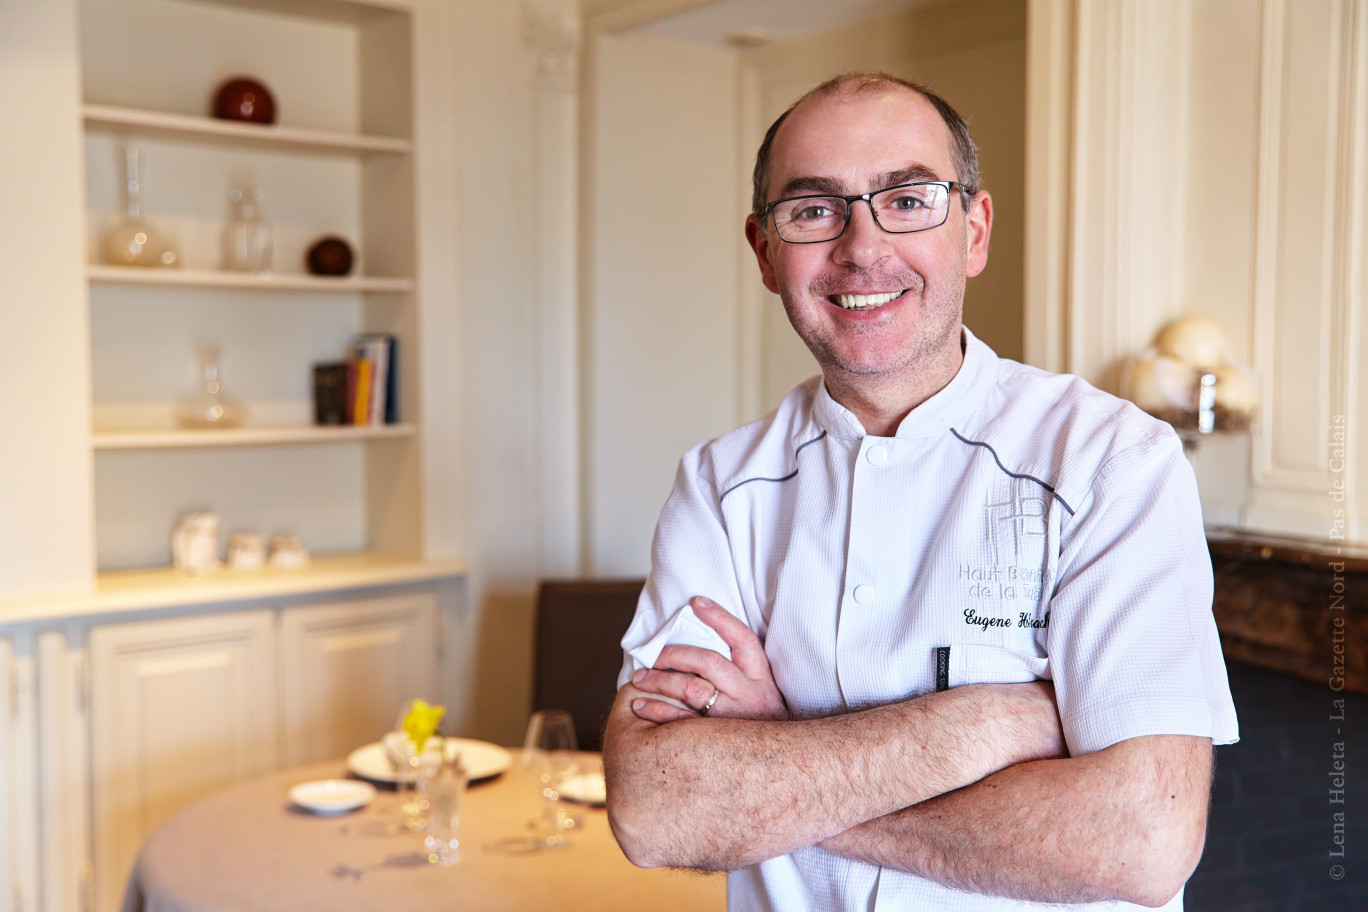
[402,699,446,751]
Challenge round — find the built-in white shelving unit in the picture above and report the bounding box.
[82,0,425,574]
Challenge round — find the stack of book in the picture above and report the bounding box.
[313,333,397,426]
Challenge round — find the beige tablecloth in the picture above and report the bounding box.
[121,754,724,912]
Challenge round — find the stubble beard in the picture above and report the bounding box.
[782,266,964,384]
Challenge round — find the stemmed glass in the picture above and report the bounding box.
[522,709,583,846]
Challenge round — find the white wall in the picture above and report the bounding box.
[445,0,558,745]
[585,32,743,575]
[0,0,97,600]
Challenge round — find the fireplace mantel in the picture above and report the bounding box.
[1208,531,1364,694]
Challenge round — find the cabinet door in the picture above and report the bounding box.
[89,611,277,912]
[279,592,438,767]
[1,638,39,912]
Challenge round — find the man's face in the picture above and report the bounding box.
[745,87,992,384]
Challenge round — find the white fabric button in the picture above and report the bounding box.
[866,445,888,465]
[853,584,875,605]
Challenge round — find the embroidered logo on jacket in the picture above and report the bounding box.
[985,483,1047,563]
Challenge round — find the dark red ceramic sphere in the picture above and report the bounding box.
[306,236,355,277]
[212,78,277,125]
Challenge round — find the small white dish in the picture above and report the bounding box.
[559,771,606,806]
[289,779,375,815]
[346,738,512,784]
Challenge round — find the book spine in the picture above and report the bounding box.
[384,335,398,424]
[312,362,348,426]
[353,357,373,426]
[345,358,358,424]
[366,337,388,426]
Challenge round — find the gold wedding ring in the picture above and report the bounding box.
[698,688,720,716]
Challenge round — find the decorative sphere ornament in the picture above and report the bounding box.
[306,236,355,276]
[212,78,277,125]
[1155,316,1228,371]
[1212,364,1259,413]
[1126,354,1196,412]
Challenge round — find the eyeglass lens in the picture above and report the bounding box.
[771,183,951,242]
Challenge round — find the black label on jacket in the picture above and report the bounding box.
[935,646,950,692]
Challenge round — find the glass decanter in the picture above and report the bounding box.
[221,186,273,273]
[177,345,245,429]
[103,146,178,268]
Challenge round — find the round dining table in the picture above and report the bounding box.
[119,752,724,912]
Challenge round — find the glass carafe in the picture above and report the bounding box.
[103,146,178,268]
[177,345,245,429]
[222,186,273,273]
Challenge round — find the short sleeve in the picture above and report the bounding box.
[617,443,751,688]
[1046,433,1240,755]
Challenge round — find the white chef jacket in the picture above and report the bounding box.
[618,327,1239,912]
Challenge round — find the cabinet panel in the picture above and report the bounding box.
[279,592,436,766]
[90,611,277,912]
[1245,0,1366,537]
[1,640,39,912]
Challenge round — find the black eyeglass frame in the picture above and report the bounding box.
[763,180,963,244]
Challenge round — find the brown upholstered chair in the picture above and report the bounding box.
[533,578,645,751]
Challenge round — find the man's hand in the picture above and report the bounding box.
[605,672,1065,871]
[631,596,789,722]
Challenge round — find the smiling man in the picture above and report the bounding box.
[603,73,1238,911]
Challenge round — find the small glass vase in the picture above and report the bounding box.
[176,345,245,429]
[103,146,178,268]
[222,186,273,273]
[383,727,443,831]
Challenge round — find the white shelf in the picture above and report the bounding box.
[0,553,465,624]
[87,264,413,294]
[93,423,416,451]
[84,103,411,156]
[188,0,412,24]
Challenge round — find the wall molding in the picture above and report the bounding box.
[1023,0,1074,373]
[1066,0,1192,387]
[1349,0,1367,540]
[525,0,582,575]
[1244,0,1364,538]
[523,0,581,92]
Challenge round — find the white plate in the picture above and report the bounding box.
[346,738,512,784]
[559,771,606,806]
[289,779,375,815]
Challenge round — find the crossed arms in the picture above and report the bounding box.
[603,598,1212,908]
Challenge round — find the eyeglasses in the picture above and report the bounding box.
[765,181,962,244]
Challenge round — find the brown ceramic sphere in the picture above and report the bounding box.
[212,78,277,125]
[306,236,355,277]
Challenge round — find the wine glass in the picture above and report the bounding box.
[522,709,584,845]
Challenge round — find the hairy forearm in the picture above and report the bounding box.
[820,735,1213,907]
[604,681,1062,870]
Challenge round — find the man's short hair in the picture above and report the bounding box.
[750,72,980,219]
